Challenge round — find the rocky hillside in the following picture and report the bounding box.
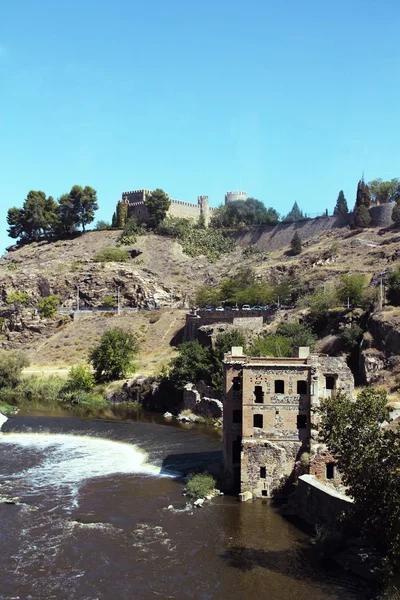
[0,225,399,379]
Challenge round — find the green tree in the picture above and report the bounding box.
[290,232,302,255]
[210,200,279,228]
[57,193,77,235]
[195,286,222,307]
[95,220,111,230]
[392,202,400,224]
[297,288,336,333]
[184,473,216,499]
[169,341,212,389]
[340,323,363,349]
[355,177,371,209]
[319,388,400,576]
[276,322,316,349]
[248,334,292,357]
[38,295,60,318]
[66,364,95,391]
[283,202,303,222]
[334,190,349,215]
[387,266,400,306]
[368,178,400,204]
[212,330,246,390]
[69,185,98,232]
[90,327,139,381]
[6,207,25,240]
[144,189,171,228]
[0,350,29,388]
[354,204,372,228]
[335,274,367,307]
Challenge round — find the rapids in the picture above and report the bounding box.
[0,414,372,600]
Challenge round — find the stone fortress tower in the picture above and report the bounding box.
[225,191,248,205]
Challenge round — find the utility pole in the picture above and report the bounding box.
[117,286,121,316]
[77,285,80,312]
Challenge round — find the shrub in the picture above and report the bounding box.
[354,205,372,228]
[340,323,363,349]
[248,334,293,357]
[184,473,216,499]
[387,266,400,306]
[290,232,302,255]
[297,289,336,333]
[66,364,95,391]
[6,263,19,271]
[392,203,400,224]
[38,294,60,318]
[276,322,316,350]
[169,341,212,389]
[95,220,112,230]
[89,327,140,381]
[102,295,116,309]
[6,291,29,306]
[93,248,130,263]
[335,274,368,307]
[0,350,29,388]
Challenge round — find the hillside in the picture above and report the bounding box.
[0,225,399,378]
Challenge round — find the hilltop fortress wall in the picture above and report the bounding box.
[117,190,395,250]
[231,204,395,252]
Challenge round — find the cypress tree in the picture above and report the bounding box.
[290,231,302,255]
[354,205,372,228]
[355,178,371,210]
[334,190,349,215]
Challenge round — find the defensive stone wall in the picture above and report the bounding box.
[184,310,275,342]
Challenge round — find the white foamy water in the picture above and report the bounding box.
[0,412,8,432]
[0,433,161,507]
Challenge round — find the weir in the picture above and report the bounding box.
[0,412,8,432]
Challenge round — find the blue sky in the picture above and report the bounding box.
[1,0,400,252]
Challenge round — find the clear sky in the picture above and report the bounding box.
[1,0,399,252]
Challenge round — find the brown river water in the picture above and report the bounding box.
[0,412,373,600]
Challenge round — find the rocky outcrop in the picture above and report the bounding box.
[182,381,222,418]
[368,310,400,355]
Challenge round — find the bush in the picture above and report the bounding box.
[38,294,60,318]
[90,327,140,381]
[387,266,400,306]
[0,376,65,408]
[340,323,363,349]
[276,322,316,350]
[0,350,29,388]
[184,473,216,499]
[66,364,95,391]
[354,205,372,227]
[6,291,29,306]
[297,289,336,333]
[102,295,116,309]
[95,220,112,230]
[157,217,235,262]
[290,232,302,255]
[248,334,293,357]
[392,203,400,224]
[335,274,368,307]
[169,341,212,389]
[93,248,130,263]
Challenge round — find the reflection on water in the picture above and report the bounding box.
[0,415,372,600]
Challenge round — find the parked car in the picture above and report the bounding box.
[232,305,239,311]
[204,306,213,311]
[215,306,224,311]
[251,305,263,311]
[242,305,251,310]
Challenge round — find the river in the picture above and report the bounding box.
[0,412,372,600]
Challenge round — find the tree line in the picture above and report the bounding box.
[7,186,98,242]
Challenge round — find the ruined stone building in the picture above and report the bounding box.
[223,347,354,498]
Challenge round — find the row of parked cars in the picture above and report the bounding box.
[201,305,279,312]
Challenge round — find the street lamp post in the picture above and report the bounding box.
[379,271,388,311]
[117,286,121,316]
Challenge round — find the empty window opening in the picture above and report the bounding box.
[325,376,335,390]
[254,385,264,403]
[275,380,284,394]
[232,409,242,424]
[253,414,263,428]
[232,439,241,463]
[297,380,307,395]
[260,466,266,479]
[326,462,335,480]
[232,377,242,391]
[297,414,307,429]
[275,410,279,415]
[261,490,268,497]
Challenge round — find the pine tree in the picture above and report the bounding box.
[144,189,171,228]
[334,190,349,215]
[290,231,302,255]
